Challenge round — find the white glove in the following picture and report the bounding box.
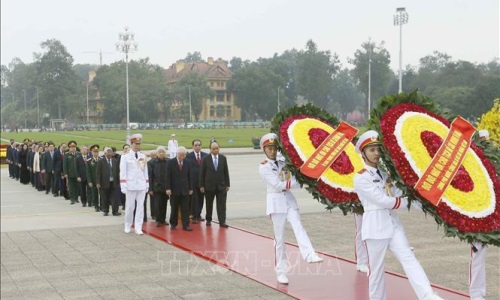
[121,187,127,194]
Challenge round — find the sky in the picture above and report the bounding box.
[1,0,499,72]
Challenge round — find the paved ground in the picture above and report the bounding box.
[1,150,499,299]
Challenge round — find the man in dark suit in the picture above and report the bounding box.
[96,147,121,216]
[185,139,208,224]
[149,146,169,227]
[41,142,56,195]
[199,141,230,228]
[166,146,193,231]
[53,143,68,199]
[77,145,89,207]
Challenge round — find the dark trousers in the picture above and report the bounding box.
[99,185,118,213]
[53,174,62,196]
[67,177,79,203]
[35,172,43,191]
[155,191,169,223]
[79,180,88,204]
[204,188,227,224]
[149,193,156,219]
[30,170,35,187]
[45,172,54,194]
[192,188,205,220]
[89,183,99,209]
[170,195,189,228]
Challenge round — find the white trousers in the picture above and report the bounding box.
[354,213,368,266]
[365,227,433,300]
[270,209,315,276]
[124,190,146,232]
[469,242,487,299]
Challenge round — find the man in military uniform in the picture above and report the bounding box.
[63,140,82,205]
[353,130,443,300]
[87,144,100,212]
[258,133,323,285]
[120,133,149,235]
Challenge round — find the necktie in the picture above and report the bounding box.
[274,161,279,168]
[108,158,113,181]
[135,152,138,159]
[179,160,183,170]
[214,156,218,170]
[50,152,53,160]
[197,153,201,165]
[376,169,383,180]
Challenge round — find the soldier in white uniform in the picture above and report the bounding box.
[120,133,149,235]
[168,134,178,159]
[469,129,490,300]
[258,133,323,285]
[353,130,443,300]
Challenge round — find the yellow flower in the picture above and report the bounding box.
[396,112,495,218]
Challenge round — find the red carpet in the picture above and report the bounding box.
[143,222,469,300]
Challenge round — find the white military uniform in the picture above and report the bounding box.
[259,158,316,276]
[469,242,487,300]
[354,213,368,269]
[354,165,438,300]
[168,138,178,159]
[120,150,149,233]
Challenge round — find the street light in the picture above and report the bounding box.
[35,86,40,129]
[86,82,89,123]
[23,89,27,129]
[367,38,372,118]
[116,26,138,143]
[393,7,408,93]
[188,85,192,122]
[277,87,281,113]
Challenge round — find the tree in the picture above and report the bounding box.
[349,40,393,112]
[184,52,203,63]
[330,68,365,116]
[296,40,339,109]
[171,73,213,122]
[35,39,81,120]
[93,58,168,123]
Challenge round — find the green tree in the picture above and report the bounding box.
[296,40,339,109]
[35,39,81,120]
[349,40,393,111]
[171,73,213,122]
[184,52,203,63]
[330,68,365,116]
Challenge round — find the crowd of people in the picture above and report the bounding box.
[4,134,231,234]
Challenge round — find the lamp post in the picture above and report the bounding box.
[188,85,192,122]
[277,87,281,113]
[86,82,89,123]
[35,86,40,129]
[23,89,27,129]
[393,7,408,94]
[367,39,372,118]
[116,26,138,143]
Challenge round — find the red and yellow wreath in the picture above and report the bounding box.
[369,91,500,246]
[271,104,364,214]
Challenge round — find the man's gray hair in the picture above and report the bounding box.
[177,146,187,154]
[156,146,166,153]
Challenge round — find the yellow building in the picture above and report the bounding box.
[164,57,241,121]
[78,71,104,124]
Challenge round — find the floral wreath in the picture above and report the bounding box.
[369,91,500,246]
[271,103,365,214]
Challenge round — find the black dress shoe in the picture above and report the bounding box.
[183,227,193,231]
[220,224,229,228]
[199,218,206,222]
[103,212,109,216]
[170,225,177,230]
[112,212,122,216]
[95,208,100,212]
[162,221,169,225]
[82,203,87,207]
[192,219,198,224]
[206,221,211,226]
[156,222,162,227]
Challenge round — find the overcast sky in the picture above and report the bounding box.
[1,0,498,72]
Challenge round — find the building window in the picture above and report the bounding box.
[226,105,231,117]
[210,106,215,117]
[217,91,224,102]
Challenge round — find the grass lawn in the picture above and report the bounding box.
[0,128,271,150]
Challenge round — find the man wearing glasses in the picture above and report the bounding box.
[120,134,149,235]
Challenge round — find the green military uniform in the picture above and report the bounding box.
[86,156,100,211]
[63,150,82,204]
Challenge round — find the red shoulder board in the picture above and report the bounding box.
[357,168,367,174]
[260,160,268,165]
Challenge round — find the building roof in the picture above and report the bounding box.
[164,57,232,84]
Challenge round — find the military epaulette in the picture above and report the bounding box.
[357,168,367,174]
[260,160,268,165]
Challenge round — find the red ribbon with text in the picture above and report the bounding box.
[300,121,359,179]
[415,116,476,206]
